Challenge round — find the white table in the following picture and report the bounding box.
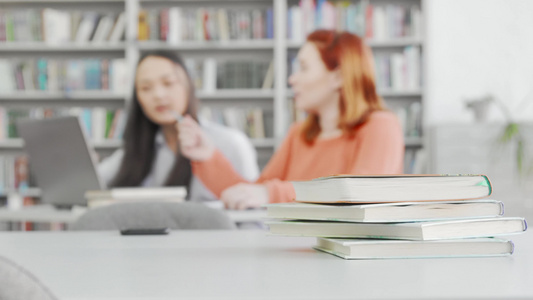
[0,204,267,226]
[0,230,532,299]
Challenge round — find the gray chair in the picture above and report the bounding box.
[0,256,58,300]
[69,202,236,231]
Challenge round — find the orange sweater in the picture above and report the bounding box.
[192,111,405,203]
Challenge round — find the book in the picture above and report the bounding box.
[291,174,492,203]
[108,12,126,42]
[266,200,504,223]
[85,187,187,208]
[85,186,187,201]
[314,237,515,259]
[266,217,527,240]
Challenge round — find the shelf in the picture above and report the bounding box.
[286,90,422,98]
[0,139,122,150]
[0,91,126,101]
[197,89,274,100]
[0,42,126,52]
[137,40,274,51]
[0,138,274,149]
[0,0,123,3]
[251,138,276,148]
[287,37,422,49]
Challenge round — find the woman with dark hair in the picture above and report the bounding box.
[177,30,404,209]
[98,50,259,201]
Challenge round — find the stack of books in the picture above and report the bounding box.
[266,175,528,259]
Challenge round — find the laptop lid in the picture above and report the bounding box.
[17,116,104,208]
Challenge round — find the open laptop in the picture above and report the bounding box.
[17,116,104,208]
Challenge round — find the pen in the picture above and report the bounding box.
[170,110,184,123]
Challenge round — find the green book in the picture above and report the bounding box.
[291,174,493,203]
[314,237,514,259]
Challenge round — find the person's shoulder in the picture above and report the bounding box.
[361,110,401,128]
[287,121,305,137]
[367,110,398,123]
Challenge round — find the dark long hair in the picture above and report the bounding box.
[109,50,198,192]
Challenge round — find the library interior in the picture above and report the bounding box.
[0,0,532,299]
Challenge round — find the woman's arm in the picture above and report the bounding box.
[190,123,299,199]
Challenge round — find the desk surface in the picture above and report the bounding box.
[0,230,532,300]
[0,204,267,224]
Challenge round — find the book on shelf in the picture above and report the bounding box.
[0,107,126,141]
[265,199,504,223]
[108,12,126,43]
[266,217,527,240]
[373,46,421,91]
[138,7,273,42]
[0,58,127,93]
[291,174,492,203]
[85,187,187,208]
[314,237,514,259]
[199,106,271,139]
[287,1,421,42]
[0,9,125,44]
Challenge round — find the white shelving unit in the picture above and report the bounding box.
[0,0,425,197]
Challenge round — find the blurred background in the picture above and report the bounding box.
[0,0,532,230]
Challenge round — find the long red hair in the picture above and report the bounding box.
[301,30,386,144]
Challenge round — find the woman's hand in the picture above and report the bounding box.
[177,115,215,161]
[220,183,269,210]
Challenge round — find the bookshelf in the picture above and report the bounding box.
[0,0,425,198]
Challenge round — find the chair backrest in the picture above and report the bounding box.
[0,256,58,300]
[69,202,236,231]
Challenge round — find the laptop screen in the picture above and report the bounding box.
[17,116,104,208]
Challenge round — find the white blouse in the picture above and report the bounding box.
[97,119,259,202]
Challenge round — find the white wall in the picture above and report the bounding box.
[425,0,533,125]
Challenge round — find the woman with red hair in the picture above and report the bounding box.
[178,30,404,209]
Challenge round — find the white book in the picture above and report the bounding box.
[91,107,107,142]
[315,237,514,259]
[252,108,265,139]
[290,6,303,43]
[42,8,71,45]
[85,186,187,200]
[266,200,504,223]
[404,46,420,89]
[85,187,187,208]
[217,9,229,41]
[261,60,274,90]
[291,174,492,203]
[267,217,527,240]
[111,59,128,94]
[202,58,217,93]
[411,6,422,38]
[0,59,15,93]
[373,6,386,40]
[75,12,99,44]
[391,53,405,90]
[167,7,182,44]
[92,14,115,43]
[108,12,126,42]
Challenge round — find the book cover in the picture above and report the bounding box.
[266,200,504,223]
[314,237,515,259]
[267,217,527,240]
[291,174,493,203]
